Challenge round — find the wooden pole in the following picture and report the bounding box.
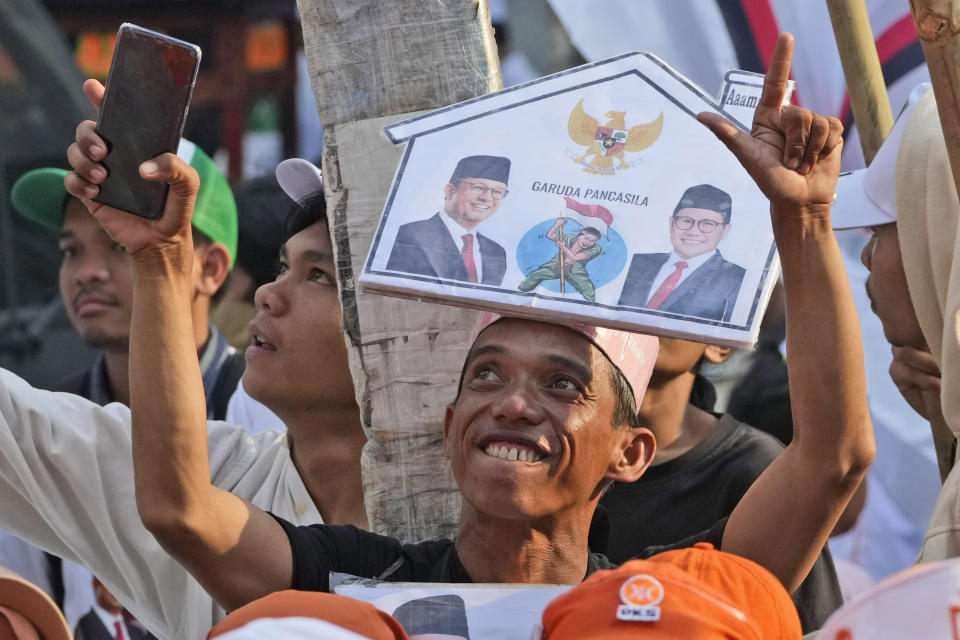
[825,0,895,163]
[558,213,566,295]
[909,0,960,482]
[296,0,502,541]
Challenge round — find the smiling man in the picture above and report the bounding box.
[60,33,872,620]
[386,155,509,285]
[618,184,745,322]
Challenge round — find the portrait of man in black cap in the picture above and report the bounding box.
[386,155,509,285]
[618,184,745,322]
[392,594,471,640]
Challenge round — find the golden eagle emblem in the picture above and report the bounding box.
[567,99,664,174]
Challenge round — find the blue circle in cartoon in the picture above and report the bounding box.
[516,218,627,301]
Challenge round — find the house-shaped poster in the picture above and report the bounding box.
[359,52,779,348]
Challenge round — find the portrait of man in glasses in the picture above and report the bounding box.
[386,155,509,286]
[617,184,745,322]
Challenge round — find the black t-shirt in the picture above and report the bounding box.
[270,515,727,593]
[593,414,842,632]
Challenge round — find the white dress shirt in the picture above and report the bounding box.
[438,212,484,283]
[645,250,715,305]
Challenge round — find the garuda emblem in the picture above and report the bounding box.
[568,99,664,175]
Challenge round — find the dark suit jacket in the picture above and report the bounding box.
[74,611,153,640]
[386,213,506,285]
[618,251,745,322]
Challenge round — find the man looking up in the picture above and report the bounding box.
[65,33,872,612]
[11,140,240,413]
[387,155,509,285]
[618,183,745,322]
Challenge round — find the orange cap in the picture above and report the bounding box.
[540,543,800,640]
[207,591,410,640]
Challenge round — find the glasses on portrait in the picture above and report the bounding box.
[459,181,508,200]
[672,215,725,233]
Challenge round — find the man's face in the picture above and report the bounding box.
[576,232,599,249]
[669,207,730,259]
[861,223,925,347]
[243,221,356,415]
[443,178,507,230]
[444,319,629,520]
[58,198,133,350]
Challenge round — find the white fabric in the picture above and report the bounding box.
[0,368,322,640]
[645,250,713,304]
[216,617,372,640]
[226,380,286,434]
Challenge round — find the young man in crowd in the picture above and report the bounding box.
[592,337,842,630]
[65,33,872,614]
[0,152,365,637]
[12,141,240,413]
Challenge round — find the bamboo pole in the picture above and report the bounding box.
[825,0,896,163]
[297,0,503,541]
[909,0,960,481]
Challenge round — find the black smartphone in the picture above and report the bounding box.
[93,23,201,219]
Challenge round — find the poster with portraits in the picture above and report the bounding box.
[359,52,780,348]
[335,581,571,640]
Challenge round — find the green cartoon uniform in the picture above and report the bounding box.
[519,233,602,301]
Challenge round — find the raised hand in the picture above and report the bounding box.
[889,345,942,419]
[64,79,198,261]
[697,33,844,212]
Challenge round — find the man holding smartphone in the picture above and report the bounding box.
[5,140,241,631]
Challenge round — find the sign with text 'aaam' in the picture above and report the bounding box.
[359,52,780,348]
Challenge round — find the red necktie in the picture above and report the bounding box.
[115,621,126,640]
[461,234,478,283]
[647,261,688,309]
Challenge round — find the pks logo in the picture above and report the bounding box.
[616,574,664,622]
[567,99,663,175]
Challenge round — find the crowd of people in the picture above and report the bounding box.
[1,30,959,639]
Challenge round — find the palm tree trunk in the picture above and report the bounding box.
[296,0,502,541]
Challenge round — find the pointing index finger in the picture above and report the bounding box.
[758,33,795,110]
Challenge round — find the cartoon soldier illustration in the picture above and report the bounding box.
[519,218,603,301]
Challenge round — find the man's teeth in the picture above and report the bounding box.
[483,444,542,462]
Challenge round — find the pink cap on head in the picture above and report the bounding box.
[469,313,659,408]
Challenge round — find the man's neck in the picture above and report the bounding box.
[640,373,719,464]
[454,506,593,584]
[102,349,130,406]
[283,402,369,529]
[192,298,211,352]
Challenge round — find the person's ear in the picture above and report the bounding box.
[444,183,456,201]
[701,344,735,365]
[608,427,656,483]
[720,223,732,241]
[193,242,231,298]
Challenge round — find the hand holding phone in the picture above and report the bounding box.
[93,23,201,219]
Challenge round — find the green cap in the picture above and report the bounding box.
[10,139,238,268]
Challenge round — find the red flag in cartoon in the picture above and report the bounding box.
[563,197,614,237]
